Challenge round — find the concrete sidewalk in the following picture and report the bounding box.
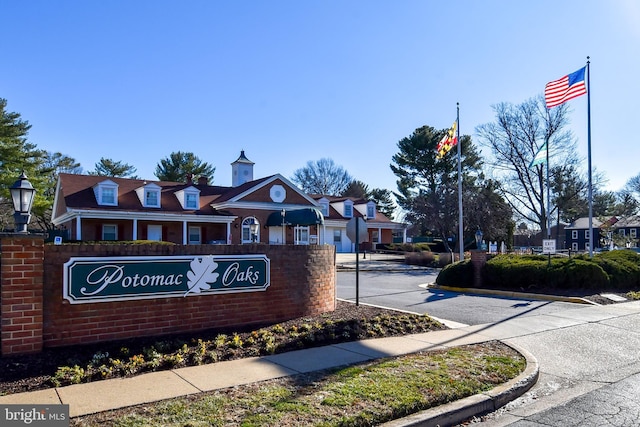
[4,300,640,425]
[0,314,539,424]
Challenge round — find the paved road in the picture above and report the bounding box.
[337,270,582,326]
[338,269,640,426]
[472,308,640,426]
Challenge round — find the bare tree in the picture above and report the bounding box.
[623,174,640,206]
[291,158,352,195]
[476,96,579,232]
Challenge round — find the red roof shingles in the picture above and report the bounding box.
[57,173,273,216]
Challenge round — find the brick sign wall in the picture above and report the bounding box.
[1,238,336,355]
[0,236,44,355]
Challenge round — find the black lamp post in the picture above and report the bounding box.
[9,172,36,233]
[362,215,367,259]
[474,228,484,251]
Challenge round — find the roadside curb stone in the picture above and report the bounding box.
[430,284,597,305]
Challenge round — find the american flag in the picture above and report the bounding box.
[545,67,587,108]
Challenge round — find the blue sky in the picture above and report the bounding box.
[2,1,638,197]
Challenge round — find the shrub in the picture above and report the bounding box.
[385,243,433,253]
[414,243,432,252]
[483,255,609,291]
[405,251,435,266]
[438,252,463,268]
[437,255,612,292]
[583,250,640,289]
[51,365,85,387]
[436,260,473,287]
[483,255,548,290]
[551,258,609,290]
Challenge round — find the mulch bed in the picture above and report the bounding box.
[0,301,444,395]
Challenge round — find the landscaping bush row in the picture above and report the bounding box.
[381,242,434,253]
[436,250,640,292]
[48,313,444,388]
[404,251,463,268]
[576,250,640,289]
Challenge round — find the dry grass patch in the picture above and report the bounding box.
[72,341,525,427]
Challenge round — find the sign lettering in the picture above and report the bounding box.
[63,255,270,304]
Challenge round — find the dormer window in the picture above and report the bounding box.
[102,187,116,205]
[174,186,200,210]
[93,180,118,206]
[185,193,198,209]
[145,189,160,207]
[344,200,353,218]
[136,183,162,208]
[319,198,330,217]
[366,202,375,219]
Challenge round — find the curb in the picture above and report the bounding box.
[336,265,436,273]
[430,284,597,305]
[380,342,539,427]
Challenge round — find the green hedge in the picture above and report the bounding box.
[576,250,640,289]
[380,243,435,253]
[484,255,609,291]
[436,260,473,287]
[435,253,625,291]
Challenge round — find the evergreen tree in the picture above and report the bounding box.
[155,152,215,183]
[391,124,512,250]
[90,158,138,178]
[35,151,82,231]
[341,180,397,220]
[368,188,396,220]
[0,98,47,231]
[342,180,369,198]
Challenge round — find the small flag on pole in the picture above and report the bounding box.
[545,67,587,108]
[529,142,548,169]
[436,121,458,158]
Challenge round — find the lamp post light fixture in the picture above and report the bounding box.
[249,222,259,243]
[9,172,36,233]
[362,215,367,259]
[281,209,286,244]
[474,228,484,251]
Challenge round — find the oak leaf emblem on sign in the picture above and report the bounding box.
[185,256,219,296]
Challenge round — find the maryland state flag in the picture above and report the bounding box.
[436,120,458,158]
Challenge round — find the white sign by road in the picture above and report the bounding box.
[542,239,556,254]
[346,217,368,243]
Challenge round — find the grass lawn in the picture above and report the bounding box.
[71,341,524,426]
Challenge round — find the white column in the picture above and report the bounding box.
[226,223,231,244]
[76,216,82,241]
[183,221,188,245]
[132,218,138,240]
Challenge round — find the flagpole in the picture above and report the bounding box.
[587,57,593,256]
[546,137,550,239]
[457,102,464,261]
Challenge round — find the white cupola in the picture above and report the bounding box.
[231,150,254,187]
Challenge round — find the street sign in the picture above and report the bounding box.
[346,217,368,243]
[542,239,556,254]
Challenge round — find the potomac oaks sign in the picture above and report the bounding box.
[63,254,270,304]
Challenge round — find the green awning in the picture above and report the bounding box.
[266,209,324,226]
